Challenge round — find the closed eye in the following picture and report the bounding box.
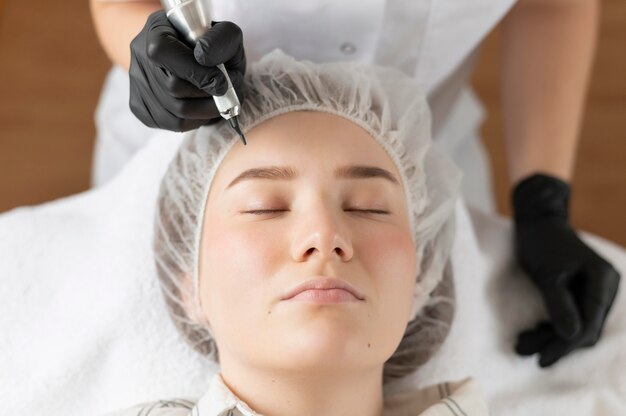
[242,209,389,215]
[345,209,389,215]
[242,209,286,215]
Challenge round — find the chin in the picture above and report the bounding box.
[276,323,371,365]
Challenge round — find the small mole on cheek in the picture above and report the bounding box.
[268,310,271,314]
[368,343,371,348]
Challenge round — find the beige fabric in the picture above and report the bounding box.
[385,377,490,416]
[103,373,490,416]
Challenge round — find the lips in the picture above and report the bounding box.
[281,276,365,301]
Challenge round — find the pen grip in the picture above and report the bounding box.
[161,0,241,117]
[213,63,240,118]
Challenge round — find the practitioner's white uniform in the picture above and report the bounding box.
[92,0,518,213]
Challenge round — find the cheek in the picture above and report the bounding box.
[358,226,417,302]
[360,226,416,273]
[200,224,279,314]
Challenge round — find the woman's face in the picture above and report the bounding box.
[199,111,417,374]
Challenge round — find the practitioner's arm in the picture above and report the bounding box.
[501,0,597,184]
[500,0,620,368]
[90,0,161,70]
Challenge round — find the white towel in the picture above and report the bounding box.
[1,133,624,415]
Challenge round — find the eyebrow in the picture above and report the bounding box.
[226,165,400,189]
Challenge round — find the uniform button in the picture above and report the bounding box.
[340,42,357,55]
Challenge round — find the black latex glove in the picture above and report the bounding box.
[512,173,620,368]
[129,10,246,132]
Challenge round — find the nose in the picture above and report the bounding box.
[291,202,354,263]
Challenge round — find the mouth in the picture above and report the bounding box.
[281,276,365,302]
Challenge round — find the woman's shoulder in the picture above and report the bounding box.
[102,398,197,416]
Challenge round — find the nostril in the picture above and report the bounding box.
[302,246,345,258]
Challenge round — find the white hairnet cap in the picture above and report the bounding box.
[154,49,462,383]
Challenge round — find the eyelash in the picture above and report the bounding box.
[243,209,389,215]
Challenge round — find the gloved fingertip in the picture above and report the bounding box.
[514,344,534,356]
[204,79,227,96]
[194,41,210,65]
[199,76,218,95]
[216,82,228,96]
[515,338,539,356]
[555,318,582,341]
[538,354,559,368]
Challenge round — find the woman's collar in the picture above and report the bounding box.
[190,372,261,416]
[189,372,489,416]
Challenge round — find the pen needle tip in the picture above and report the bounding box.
[229,117,247,145]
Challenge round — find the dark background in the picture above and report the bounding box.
[0,0,624,246]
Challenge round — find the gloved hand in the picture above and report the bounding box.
[512,173,620,368]
[129,10,246,132]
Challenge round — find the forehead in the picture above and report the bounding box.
[212,111,401,188]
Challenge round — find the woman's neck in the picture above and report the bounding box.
[219,359,385,416]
